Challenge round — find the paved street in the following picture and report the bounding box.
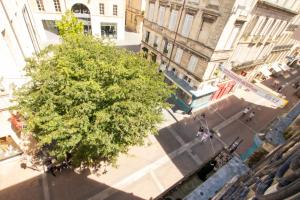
[0,68,299,200]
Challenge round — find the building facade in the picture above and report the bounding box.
[141,0,300,112]
[126,0,146,33]
[28,0,125,47]
[0,0,40,162]
[0,0,39,93]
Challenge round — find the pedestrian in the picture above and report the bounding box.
[200,113,206,119]
[200,132,209,143]
[242,107,250,117]
[47,163,56,177]
[277,85,283,93]
[196,126,205,137]
[246,112,255,122]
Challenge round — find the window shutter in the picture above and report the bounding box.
[181,14,193,37]
[149,4,155,22]
[187,55,198,72]
[175,48,183,63]
[157,6,166,26]
[168,10,178,31]
[224,26,240,49]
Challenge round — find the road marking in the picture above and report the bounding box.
[150,171,165,192]
[88,137,204,200]
[166,126,202,165]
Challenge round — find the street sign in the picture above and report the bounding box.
[218,65,288,108]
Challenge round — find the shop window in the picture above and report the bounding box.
[36,0,45,11]
[0,136,22,161]
[101,23,117,39]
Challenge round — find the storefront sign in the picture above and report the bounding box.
[219,65,288,108]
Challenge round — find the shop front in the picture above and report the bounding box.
[164,70,218,113]
[0,135,22,161]
[211,80,236,101]
[0,109,23,162]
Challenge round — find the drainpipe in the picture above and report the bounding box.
[0,0,26,58]
[166,0,186,69]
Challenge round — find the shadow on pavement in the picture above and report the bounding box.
[0,168,144,200]
[153,67,300,189]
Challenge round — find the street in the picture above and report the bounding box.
[0,67,299,200]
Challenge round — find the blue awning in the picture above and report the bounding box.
[164,71,218,98]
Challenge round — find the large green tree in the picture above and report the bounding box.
[13,13,173,167]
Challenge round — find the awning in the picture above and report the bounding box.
[260,66,272,76]
[278,63,290,71]
[164,71,218,98]
[190,84,218,98]
[271,64,282,72]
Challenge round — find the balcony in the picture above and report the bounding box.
[272,44,294,52]
[258,0,298,15]
[232,58,265,71]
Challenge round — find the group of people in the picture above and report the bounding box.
[195,113,213,143]
[196,125,213,142]
[242,107,255,122]
[44,153,72,177]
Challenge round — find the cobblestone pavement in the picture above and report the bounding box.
[0,68,299,200]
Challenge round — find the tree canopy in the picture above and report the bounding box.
[13,13,173,167]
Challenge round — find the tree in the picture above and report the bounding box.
[56,11,84,38]
[13,13,173,167]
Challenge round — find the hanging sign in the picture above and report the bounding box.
[219,65,288,108]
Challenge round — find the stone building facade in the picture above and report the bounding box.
[141,0,300,112]
[126,0,146,33]
[28,0,125,47]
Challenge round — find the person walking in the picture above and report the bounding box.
[242,107,250,117]
[246,111,255,122]
[277,85,283,93]
[196,126,205,137]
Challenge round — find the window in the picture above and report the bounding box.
[113,5,117,16]
[162,38,168,53]
[99,3,104,15]
[36,0,45,11]
[53,0,61,12]
[198,20,211,43]
[187,55,198,72]
[181,14,193,37]
[157,6,166,26]
[168,10,178,31]
[153,35,158,48]
[148,3,155,22]
[145,31,150,43]
[151,53,157,62]
[101,23,117,39]
[183,75,192,83]
[174,48,183,64]
[224,25,241,49]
